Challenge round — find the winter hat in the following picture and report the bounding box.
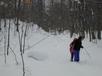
[78,36,83,40]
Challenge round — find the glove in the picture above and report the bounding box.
[81,46,84,48]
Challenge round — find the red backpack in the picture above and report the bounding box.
[69,38,77,53]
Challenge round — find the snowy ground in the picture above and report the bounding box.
[0,25,102,76]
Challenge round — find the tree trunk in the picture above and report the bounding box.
[4,19,7,64]
[0,19,1,31]
[21,52,25,76]
[97,30,101,40]
[7,19,11,55]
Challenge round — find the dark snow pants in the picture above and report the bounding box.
[74,50,80,62]
[71,52,74,61]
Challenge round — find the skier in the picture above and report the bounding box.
[73,36,84,62]
[69,38,77,61]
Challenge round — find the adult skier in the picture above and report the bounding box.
[73,36,84,62]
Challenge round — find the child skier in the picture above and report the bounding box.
[69,38,77,61]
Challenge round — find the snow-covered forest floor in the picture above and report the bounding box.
[0,22,102,76]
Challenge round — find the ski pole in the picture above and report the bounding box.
[83,47,92,59]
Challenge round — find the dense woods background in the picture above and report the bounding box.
[0,0,102,40]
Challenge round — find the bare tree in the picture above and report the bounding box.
[15,0,26,76]
[7,19,11,55]
[3,19,7,64]
[17,23,27,76]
